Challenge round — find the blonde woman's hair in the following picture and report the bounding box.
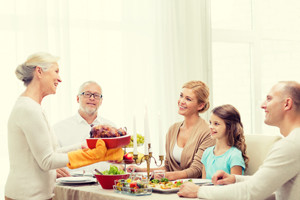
[182,80,210,113]
[15,52,60,86]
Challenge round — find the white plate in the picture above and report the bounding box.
[179,178,212,185]
[70,171,94,177]
[57,177,96,184]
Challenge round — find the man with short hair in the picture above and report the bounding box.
[178,81,300,200]
[54,81,115,177]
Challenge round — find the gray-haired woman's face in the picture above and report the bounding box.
[40,63,61,96]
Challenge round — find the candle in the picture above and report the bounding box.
[158,112,164,155]
[144,142,149,155]
[144,106,150,155]
[133,115,138,155]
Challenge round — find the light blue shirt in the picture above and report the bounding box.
[201,146,245,179]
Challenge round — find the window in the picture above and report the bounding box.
[211,0,300,135]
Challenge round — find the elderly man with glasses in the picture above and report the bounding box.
[54,81,116,177]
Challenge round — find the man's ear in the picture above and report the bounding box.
[77,95,80,103]
[284,98,293,111]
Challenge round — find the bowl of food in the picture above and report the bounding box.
[95,166,130,189]
[87,125,130,149]
[95,174,130,189]
[114,178,152,195]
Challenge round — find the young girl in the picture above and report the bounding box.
[201,104,248,179]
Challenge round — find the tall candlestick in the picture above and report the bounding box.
[158,112,164,155]
[144,106,150,155]
[133,115,138,155]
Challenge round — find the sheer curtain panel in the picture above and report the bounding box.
[0,0,210,197]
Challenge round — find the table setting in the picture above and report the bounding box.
[54,107,204,200]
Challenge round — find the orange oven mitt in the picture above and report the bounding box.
[67,139,124,169]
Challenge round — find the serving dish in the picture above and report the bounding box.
[113,185,152,196]
[86,135,131,149]
[114,179,152,196]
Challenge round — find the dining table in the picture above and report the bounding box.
[53,182,199,200]
[54,181,276,200]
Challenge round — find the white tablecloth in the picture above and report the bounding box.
[54,183,198,200]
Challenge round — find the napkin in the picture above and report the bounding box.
[67,139,124,169]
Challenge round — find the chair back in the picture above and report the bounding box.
[244,134,282,175]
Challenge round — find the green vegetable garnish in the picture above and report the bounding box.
[151,179,160,183]
[160,177,169,183]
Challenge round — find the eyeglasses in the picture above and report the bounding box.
[80,92,103,100]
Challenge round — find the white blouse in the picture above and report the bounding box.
[173,142,183,163]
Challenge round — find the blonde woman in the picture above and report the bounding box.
[127,81,215,180]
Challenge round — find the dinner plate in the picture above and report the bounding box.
[179,178,212,185]
[70,171,94,177]
[57,177,97,184]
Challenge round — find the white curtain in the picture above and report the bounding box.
[0,0,210,196]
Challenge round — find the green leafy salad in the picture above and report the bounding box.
[101,165,125,175]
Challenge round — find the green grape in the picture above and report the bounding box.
[125,133,144,147]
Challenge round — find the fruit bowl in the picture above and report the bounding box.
[86,135,131,149]
[95,174,130,189]
[125,134,144,148]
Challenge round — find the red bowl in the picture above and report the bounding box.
[95,174,130,189]
[86,135,131,149]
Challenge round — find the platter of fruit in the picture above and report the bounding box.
[125,134,144,148]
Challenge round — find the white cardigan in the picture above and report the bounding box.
[197,128,300,200]
[5,97,78,199]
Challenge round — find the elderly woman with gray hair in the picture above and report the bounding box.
[4,52,123,200]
